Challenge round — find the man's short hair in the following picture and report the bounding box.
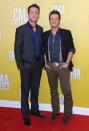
[49,10,61,20]
[28,4,40,14]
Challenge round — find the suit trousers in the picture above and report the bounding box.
[46,64,73,115]
[20,63,42,119]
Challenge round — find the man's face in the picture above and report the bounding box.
[49,14,60,28]
[28,7,40,22]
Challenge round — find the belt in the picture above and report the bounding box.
[48,62,63,67]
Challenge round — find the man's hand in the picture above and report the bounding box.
[59,63,69,69]
[45,64,50,69]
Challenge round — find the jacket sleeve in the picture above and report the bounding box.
[14,28,23,69]
[42,33,46,53]
[43,32,48,54]
[67,30,76,54]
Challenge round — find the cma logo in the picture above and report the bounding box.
[0,74,10,90]
[51,4,65,15]
[70,67,80,80]
[12,8,28,25]
[8,50,15,61]
[0,32,2,40]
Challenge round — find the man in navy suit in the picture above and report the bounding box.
[43,10,76,123]
[14,4,45,126]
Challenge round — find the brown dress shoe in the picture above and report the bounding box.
[51,113,59,120]
[62,114,72,123]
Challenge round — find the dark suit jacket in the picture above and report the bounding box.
[43,28,76,71]
[14,22,44,69]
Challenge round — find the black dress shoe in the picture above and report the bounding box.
[24,118,31,125]
[31,111,46,118]
[51,113,59,120]
[62,115,71,123]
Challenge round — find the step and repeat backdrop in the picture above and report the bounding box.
[0,0,89,109]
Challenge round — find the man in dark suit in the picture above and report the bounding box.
[14,4,45,126]
[43,10,76,123]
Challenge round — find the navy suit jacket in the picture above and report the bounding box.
[14,22,44,69]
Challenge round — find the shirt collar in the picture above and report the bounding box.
[49,28,61,35]
[27,21,34,30]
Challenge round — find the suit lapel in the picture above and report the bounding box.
[60,28,65,48]
[36,25,42,46]
[25,22,33,39]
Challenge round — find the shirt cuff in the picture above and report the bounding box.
[69,48,76,54]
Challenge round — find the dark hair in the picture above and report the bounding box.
[28,4,40,14]
[49,10,61,20]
